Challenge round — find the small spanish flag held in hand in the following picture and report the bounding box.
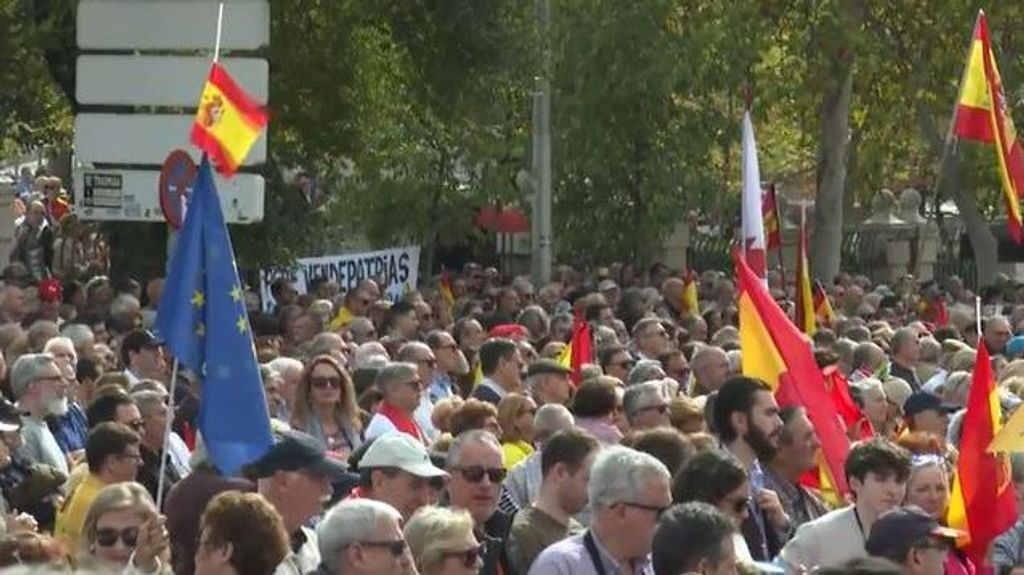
[191,63,268,176]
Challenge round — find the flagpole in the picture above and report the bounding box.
[772,183,787,289]
[157,1,225,507]
[931,10,983,220]
[213,3,225,63]
[976,296,983,340]
[155,360,179,508]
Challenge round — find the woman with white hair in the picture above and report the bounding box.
[405,506,483,575]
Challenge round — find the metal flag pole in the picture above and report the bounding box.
[156,1,224,509]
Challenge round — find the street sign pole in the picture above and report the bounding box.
[532,0,553,287]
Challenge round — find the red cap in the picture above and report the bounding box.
[488,324,528,341]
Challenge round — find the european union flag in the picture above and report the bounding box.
[154,156,272,475]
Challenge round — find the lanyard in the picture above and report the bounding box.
[584,532,610,575]
[853,507,868,543]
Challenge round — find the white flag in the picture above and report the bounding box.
[740,109,766,279]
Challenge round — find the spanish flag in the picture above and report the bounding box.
[736,249,850,496]
[947,342,1017,564]
[812,280,836,326]
[191,63,268,176]
[794,226,816,336]
[556,313,592,385]
[952,11,1024,242]
[762,183,781,251]
[439,269,455,314]
[682,269,699,315]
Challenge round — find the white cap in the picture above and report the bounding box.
[359,433,448,478]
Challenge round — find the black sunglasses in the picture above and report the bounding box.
[453,465,506,484]
[359,539,407,557]
[311,376,342,389]
[620,501,670,518]
[95,526,140,548]
[442,543,486,568]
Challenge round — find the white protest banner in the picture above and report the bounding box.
[259,246,420,311]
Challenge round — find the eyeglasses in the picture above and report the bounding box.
[401,379,423,391]
[417,358,437,368]
[619,501,670,518]
[441,544,486,568]
[119,451,143,463]
[358,539,407,557]
[725,496,751,514]
[453,465,507,484]
[638,404,669,415]
[311,376,342,389]
[95,526,140,547]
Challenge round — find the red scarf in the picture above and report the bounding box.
[377,401,424,442]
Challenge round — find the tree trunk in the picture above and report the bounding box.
[915,106,999,287]
[812,59,854,282]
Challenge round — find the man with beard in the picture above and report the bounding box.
[711,375,788,562]
[11,353,69,474]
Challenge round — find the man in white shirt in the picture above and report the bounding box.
[780,438,912,572]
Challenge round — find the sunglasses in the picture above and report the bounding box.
[311,376,342,389]
[95,526,139,548]
[442,544,486,568]
[453,465,506,484]
[620,501,670,518]
[359,539,407,557]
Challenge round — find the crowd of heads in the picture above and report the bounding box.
[6,232,1024,575]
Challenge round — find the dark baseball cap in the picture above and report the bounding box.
[866,506,963,559]
[527,358,572,378]
[246,430,348,480]
[122,329,163,351]
[903,392,957,418]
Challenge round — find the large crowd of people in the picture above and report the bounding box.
[4,176,1024,575]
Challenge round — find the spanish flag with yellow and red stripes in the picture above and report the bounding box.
[682,268,699,315]
[953,11,1024,242]
[556,313,592,385]
[946,342,1017,565]
[794,226,815,336]
[736,249,849,496]
[191,63,268,176]
[812,280,836,327]
[439,269,456,314]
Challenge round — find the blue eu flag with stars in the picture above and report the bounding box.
[154,156,272,476]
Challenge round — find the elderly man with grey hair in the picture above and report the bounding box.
[43,336,89,458]
[364,362,427,443]
[306,331,349,367]
[132,389,191,500]
[623,381,671,431]
[528,445,672,575]
[267,356,304,422]
[627,359,666,387]
[690,345,730,395]
[500,403,576,513]
[888,327,921,390]
[397,341,440,441]
[59,322,95,361]
[11,353,69,474]
[315,498,413,575]
[446,429,513,575]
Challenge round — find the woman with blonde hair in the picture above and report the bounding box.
[291,354,363,457]
[496,393,537,470]
[405,506,482,575]
[80,481,170,573]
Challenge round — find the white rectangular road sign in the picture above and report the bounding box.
[74,114,267,166]
[73,168,264,224]
[77,56,268,107]
[77,1,269,51]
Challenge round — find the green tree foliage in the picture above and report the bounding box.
[0,0,71,157]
